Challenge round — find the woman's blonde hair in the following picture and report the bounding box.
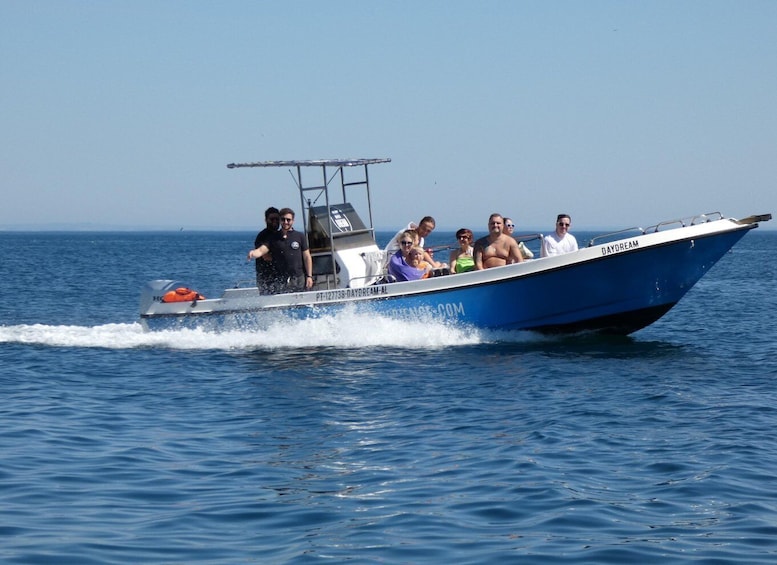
[401,229,419,244]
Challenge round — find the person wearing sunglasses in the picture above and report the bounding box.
[252,206,280,294]
[387,230,428,281]
[449,228,475,273]
[503,217,534,260]
[540,214,578,257]
[247,207,314,292]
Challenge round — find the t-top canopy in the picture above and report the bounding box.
[227,158,391,169]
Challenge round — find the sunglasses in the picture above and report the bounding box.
[458,235,471,240]
[400,241,414,246]
[281,217,294,223]
[505,223,515,228]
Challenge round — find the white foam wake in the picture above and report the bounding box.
[0,310,541,351]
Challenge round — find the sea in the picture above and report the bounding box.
[1,228,776,564]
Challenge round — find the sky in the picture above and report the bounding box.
[1,1,775,232]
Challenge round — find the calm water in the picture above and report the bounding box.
[1,228,776,564]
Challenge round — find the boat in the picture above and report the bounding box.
[139,158,771,335]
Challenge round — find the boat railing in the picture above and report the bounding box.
[587,212,725,246]
[690,211,723,224]
[587,227,646,247]
[645,211,723,233]
[515,233,543,248]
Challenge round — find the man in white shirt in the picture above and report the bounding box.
[541,214,578,257]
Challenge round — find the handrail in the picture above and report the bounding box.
[514,233,543,243]
[587,227,645,247]
[347,274,390,286]
[649,218,685,232]
[587,211,727,246]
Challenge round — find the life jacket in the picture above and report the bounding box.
[162,287,205,303]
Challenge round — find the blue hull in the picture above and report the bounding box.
[363,227,748,334]
[141,223,754,336]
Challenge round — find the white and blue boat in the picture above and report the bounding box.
[139,158,771,335]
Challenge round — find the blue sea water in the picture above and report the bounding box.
[1,228,776,564]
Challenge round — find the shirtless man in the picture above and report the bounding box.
[474,213,524,269]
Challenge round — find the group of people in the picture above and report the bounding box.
[247,207,314,294]
[386,213,579,281]
[248,206,579,292]
[384,216,450,282]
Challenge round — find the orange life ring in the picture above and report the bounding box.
[162,287,205,302]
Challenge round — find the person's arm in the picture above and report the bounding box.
[303,249,314,288]
[474,242,485,270]
[247,244,269,261]
[449,250,458,273]
[508,239,524,264]
[423,250,446,269]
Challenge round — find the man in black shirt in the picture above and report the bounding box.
[254,207,280,294]
[247,208,314,293]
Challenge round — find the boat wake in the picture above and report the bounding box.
[0,310,545,351]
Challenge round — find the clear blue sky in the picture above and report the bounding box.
[2,1,775,231]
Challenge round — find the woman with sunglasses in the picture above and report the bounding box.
[387,230,428,281]
[449,228,475,273]
[540,213,578,257]
[504,217,534,260]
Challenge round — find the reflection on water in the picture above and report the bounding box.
[2,231,777,563]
